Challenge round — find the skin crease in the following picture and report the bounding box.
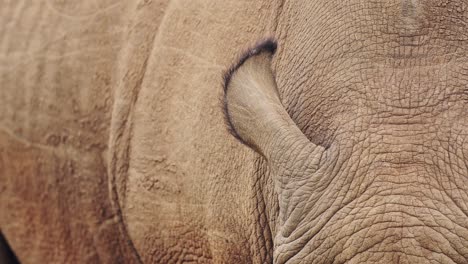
[226,1,468,264]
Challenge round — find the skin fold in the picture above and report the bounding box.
[1,0,468,263]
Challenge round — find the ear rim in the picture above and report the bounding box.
[222,38,278,148]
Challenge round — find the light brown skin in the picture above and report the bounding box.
[1,0,468,263]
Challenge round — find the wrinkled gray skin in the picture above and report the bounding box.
[1,0,468,263]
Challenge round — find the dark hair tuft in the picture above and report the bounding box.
[222,38,277,93]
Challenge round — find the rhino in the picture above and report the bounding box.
[1,0,468,263]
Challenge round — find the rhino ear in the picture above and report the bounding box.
[222,39,279,150]
[222,39,324,171]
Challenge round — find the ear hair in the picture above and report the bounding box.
[221,38,278,147]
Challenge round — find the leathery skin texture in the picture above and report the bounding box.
[226,1,468,263]
[1,0,468,263]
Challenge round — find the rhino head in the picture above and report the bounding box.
[223,37,468,263]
